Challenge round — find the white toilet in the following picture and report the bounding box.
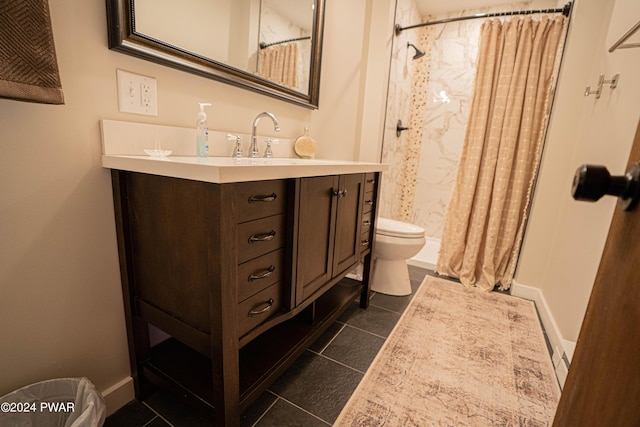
[371,217,426,296]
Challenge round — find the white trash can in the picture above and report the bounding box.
[0,377,105,427]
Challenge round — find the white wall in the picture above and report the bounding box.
[0,0,393,413]
[135,0,230,61]
[516,0,640,343]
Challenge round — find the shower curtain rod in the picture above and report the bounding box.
[259,36,311,49]
[395,2,572,35]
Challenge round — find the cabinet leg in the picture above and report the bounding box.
[302,302,316,323]
[130,320,154,400]
[360,253,373,309]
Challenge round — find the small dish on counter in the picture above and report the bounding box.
[144,149,172,157]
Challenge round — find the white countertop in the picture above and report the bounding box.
[100,120,386,183]
[102,154,387,183]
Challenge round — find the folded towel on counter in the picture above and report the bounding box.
[0,0,64,104]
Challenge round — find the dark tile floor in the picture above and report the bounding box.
[105,266,430,427]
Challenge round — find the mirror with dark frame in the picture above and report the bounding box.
[106,0,325,109]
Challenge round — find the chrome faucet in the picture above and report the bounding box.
[251,112,280,158]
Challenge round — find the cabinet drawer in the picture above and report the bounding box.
[237,249,284,302]
[237,214,285,263]
[361,211,372,236]
[237,282,282,337]
[364,173,377,193]
[236,180,287,223]
[363,191,375,214]
[361,208,373,251]
[360,232,372,251]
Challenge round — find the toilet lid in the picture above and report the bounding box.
[375,217,425,238]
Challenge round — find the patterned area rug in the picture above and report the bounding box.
[335,275,560,426]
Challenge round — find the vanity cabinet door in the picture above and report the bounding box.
[332,174,365,276]
[295,175,339,304]
[295,174,365,305]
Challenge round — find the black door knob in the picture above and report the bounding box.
[571,163,640,211]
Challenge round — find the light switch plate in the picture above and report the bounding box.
[116,69,158,116]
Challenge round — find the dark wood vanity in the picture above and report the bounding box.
[110,169,380,425]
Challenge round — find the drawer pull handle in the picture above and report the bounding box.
[365,200,373,206]
[363,220,371,226]
[361,239,370,246]
[333,189,348,198]
[248,265,276,281]
[249,230,276,243]
[248,298,274,317]
[249,193,277,203]
[367,179,376,184]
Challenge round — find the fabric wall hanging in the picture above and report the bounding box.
[0,0,64,104]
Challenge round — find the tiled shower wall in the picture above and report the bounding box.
[411,10,483,238]
[378,0,426,222]
[380,1,535,238]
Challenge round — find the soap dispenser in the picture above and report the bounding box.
[196,103,212,158]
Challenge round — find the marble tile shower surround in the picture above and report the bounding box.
[381,1,541,237]
[379,0,429,222]
[401,25,432,223]
[412,15,483,238]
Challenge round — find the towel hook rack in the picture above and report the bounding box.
[584,77,603,98]
[584,74,619,99]
[604,74,620,89]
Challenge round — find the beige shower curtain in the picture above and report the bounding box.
[436,16,566,291]
[258,43,299,90]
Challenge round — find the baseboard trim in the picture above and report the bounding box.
[101,376,135,416]
[511,280,575,389]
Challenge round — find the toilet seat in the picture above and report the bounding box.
[376,217,425,238]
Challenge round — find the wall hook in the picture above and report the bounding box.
[584,74,620,99]
[604,73,620,89]
[584,75,604,98]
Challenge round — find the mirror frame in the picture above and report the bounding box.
[106,0,325,109]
